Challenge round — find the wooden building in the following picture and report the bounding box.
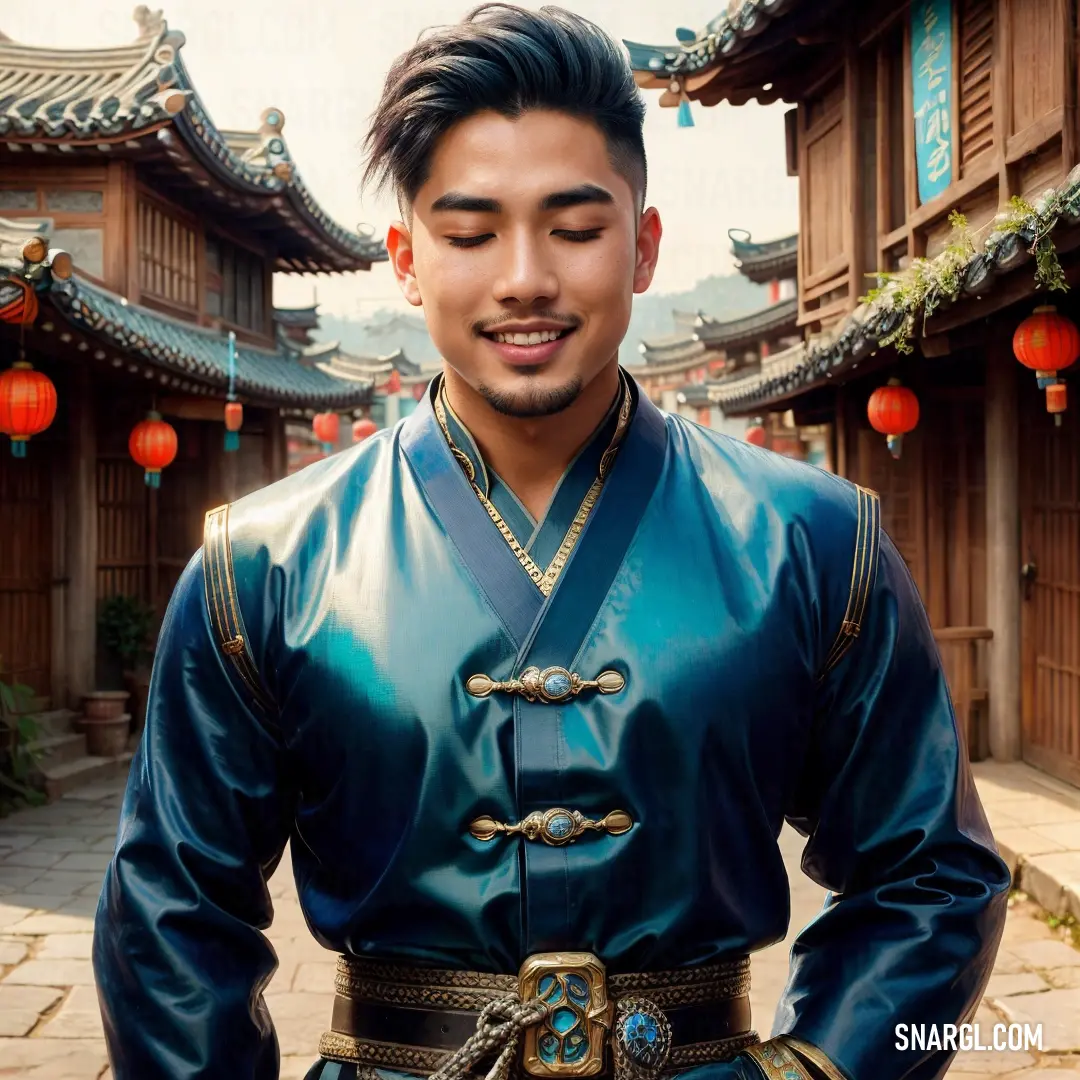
[0,8,384,722]
[627,0,1080,784]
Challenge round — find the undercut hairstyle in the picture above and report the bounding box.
[362,3,648,215]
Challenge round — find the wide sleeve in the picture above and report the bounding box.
[93,551,294,1079]
[771,530,1010,1080]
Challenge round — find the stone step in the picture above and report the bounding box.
[41,752,134,800]
[27,731,89,768]
[30,709,81,737]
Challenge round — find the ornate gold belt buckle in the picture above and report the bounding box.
[519,952,613,1077]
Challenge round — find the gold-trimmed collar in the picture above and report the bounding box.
[433,372,633,597]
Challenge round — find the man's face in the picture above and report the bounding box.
[387,109,661,418]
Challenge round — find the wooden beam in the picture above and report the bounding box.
[984,343,1022,760]
[1004,105,1065,165]
[845,41,865,324]
[996,0,1015,203]
[64,364,98,706]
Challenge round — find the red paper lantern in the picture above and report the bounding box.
[744,424,767,447]
[223,400,243,452]
[312,411,340,453]
[129,411,177,488]
[868,378,919,459]
[352,418,378,442]
[1013,305,1079,422]
[385,369,401,395]
[0,277,38,327]
[0,361,57,457]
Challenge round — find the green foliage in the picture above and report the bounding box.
[0,657,45,815]
[98,594,155,670]
[858,189,1073,354]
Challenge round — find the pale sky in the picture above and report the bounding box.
[4,0,799,318]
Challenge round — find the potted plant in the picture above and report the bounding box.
[97,594,155,737]
[0,657,45,814]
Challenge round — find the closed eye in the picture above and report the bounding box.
[555,229,602,242]
[447,234,493,249]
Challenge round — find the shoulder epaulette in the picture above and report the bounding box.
[202,504,277,715]
[817,484,881,682]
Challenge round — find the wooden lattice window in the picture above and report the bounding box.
[138,197,198,312]
[205,234,269,336]
[959,0,995,170]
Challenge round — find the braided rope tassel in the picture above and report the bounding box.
[429,997,550,1080]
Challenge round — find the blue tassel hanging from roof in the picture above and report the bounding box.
[677,97,694,127]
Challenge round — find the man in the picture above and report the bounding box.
[93,6,1009,1080]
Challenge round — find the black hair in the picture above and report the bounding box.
[362,3,647,213]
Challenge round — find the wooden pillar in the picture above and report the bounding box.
[65,365,98,705]
[263,408,287,484]
[985,348,1022,761]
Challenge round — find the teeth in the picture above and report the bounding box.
[493,329,566,344]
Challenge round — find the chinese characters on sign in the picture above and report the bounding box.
[912,0,954,203]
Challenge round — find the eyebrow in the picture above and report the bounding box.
[429,184,616,214]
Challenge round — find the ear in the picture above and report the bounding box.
[632,207,662,295]
[386,221,423,307]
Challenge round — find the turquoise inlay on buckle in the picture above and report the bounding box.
[519,953,612,1077]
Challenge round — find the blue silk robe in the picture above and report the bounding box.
[93,373,1009,1080]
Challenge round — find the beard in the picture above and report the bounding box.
[475,373,584,418]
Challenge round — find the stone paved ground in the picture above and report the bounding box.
[1,780,1079,1078]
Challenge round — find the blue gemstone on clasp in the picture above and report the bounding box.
[547,813,573,839]
[621,1011,662,1066]
[542,671,572,698]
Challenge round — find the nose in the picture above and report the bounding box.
[492,227,559,308]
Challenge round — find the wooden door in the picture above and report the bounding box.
[1021,395,1080,786]
[0,444,53,696]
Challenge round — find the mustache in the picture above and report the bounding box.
[473,312,581,334]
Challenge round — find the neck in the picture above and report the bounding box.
[442,360,622,517]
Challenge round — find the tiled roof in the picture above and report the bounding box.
[273,305,320,330]
[728,229,798,283]
[48,274,373,409]
[695,296,797,349]
[638,332,707,366]
[0,7,386,272]
[623,0,798,80]
[712,165,1080,415]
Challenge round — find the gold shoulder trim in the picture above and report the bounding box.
[202,504,277,714]
[777,1035,849,1080]
[817,484,881,682]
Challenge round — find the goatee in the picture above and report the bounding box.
[477,375,583,418]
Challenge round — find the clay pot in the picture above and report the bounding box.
[83,714,131,758]
[82,691,130,720]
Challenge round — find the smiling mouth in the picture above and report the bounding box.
[480,328,576,345]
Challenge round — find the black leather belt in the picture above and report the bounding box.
[318,953,758,1079]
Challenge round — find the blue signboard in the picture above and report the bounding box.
[912,0,954,203]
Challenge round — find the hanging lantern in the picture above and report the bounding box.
[224,401,243,452]
[352,418,378,443]
[745,422,767,447]
[1013,305,1079,425]
[223,331,241,451]
[385,369,401,395]
[868,378,920,459]
[312,411,340,454]
[0,361,57,457]
[0,276,38,327]
[129,411,177,488]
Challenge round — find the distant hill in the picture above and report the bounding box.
[312,273,770,367]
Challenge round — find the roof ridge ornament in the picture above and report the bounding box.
[133,5,168,41]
